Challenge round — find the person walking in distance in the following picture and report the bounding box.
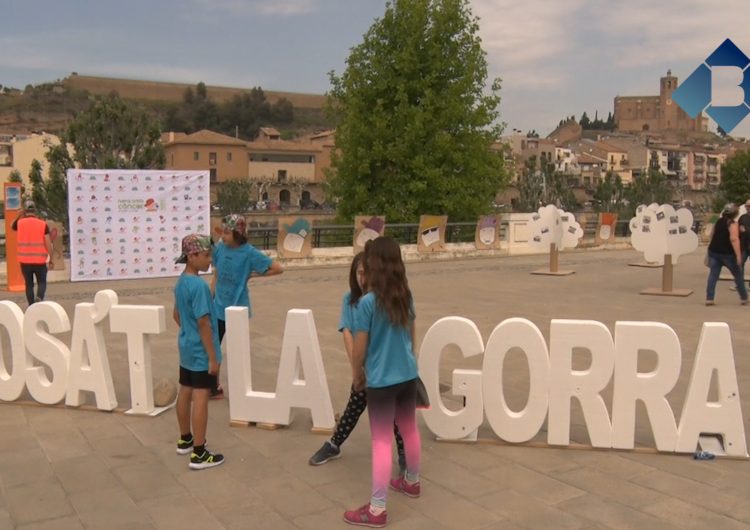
[706,203,748,305]
[12,200,53,306]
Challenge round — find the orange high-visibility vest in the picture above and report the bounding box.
[17,217,48,264]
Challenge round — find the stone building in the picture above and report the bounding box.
[614,70,708,133]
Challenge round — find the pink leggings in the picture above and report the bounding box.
[366,379,421,509]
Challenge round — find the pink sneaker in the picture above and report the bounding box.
[389,476,421,498]
[343,504,387,527]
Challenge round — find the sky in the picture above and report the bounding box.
[2,0,750,138]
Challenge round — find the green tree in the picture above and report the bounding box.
[580,111,590,129]
[43,93,165,228]
[7,169,23,184]
[517,156,544,211]
[326,0,507,222]
[50,93,165,170]
[593,171,624,211]
[624,168,672,216]
[716,149,750,207]
[27,159,48,214]
[215,178,254,217]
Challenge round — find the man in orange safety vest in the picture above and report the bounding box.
[12,200,53,306]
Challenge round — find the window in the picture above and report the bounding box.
[209,152,217,166]
[278,170,287,183]
[193,151,199,161]
[170,154,174,166]
[210,169,217,182]
[227,152,232,162]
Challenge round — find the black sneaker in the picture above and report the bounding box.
[309,441,341,466]
[176,436,193,455]
[189,448,224,470]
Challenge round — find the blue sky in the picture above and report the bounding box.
[2,0,750,138]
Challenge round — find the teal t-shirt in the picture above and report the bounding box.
[353,292,418,389]
[174,273,222,371]
[212,241,272,319]
[339,292,355,332]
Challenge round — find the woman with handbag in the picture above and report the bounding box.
[705,203,748,305]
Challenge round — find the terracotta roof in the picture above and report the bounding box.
[577,153,605,164]
[161,132,186,143]
[259,127,281,137]
[595,141,627,153]
[307,130,336,142]
[165,129,246,146]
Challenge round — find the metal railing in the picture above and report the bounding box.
[246,219,641,251]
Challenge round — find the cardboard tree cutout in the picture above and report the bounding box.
[353,215,385,253]
[629,203,698,296]
[528,205,583,275]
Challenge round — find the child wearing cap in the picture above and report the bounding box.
[210,214,283,398]
[173,234,225,469]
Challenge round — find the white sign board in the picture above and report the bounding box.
[67,169,210,281]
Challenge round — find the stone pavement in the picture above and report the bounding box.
[0,247,749,529]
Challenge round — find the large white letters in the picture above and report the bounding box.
[0,290,745,458]
[484,318,550,443]
[226,307,335,429]
[676,323,747,456]
[548,320,614,448]
[0,301,27,401]
[110,304,166,414]
[612,322,680,451]
[66,290,119,410]
[419,318,747,457]
[24,302,71,404]
[420,317,484,440]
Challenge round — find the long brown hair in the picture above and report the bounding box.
[363,237,412,327]
[348,252,364,305]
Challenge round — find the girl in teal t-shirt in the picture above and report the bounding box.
[210,214,283,397]
[344,237,421,527]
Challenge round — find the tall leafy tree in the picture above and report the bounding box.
[593,171,624,211]
[43,93,165,228]
[717,149,750,207]
[27,159,48,213]
[326,0,507,222]
[215,178,254,217]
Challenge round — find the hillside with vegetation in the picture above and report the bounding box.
[0,77,333,140]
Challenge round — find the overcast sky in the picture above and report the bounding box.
[3,0,749,138]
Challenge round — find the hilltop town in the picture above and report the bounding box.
[1,71,748,213]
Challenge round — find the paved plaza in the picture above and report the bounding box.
[0,247,749,529]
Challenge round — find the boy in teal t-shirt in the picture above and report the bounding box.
[173,234,224,470]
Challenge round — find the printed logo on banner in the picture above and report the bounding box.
[672,38,750,133]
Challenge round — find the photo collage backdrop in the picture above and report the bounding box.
[67,170,210,281]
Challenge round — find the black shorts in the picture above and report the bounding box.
[179,366,217,389]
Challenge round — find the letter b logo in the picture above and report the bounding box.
[672,39,750,133]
